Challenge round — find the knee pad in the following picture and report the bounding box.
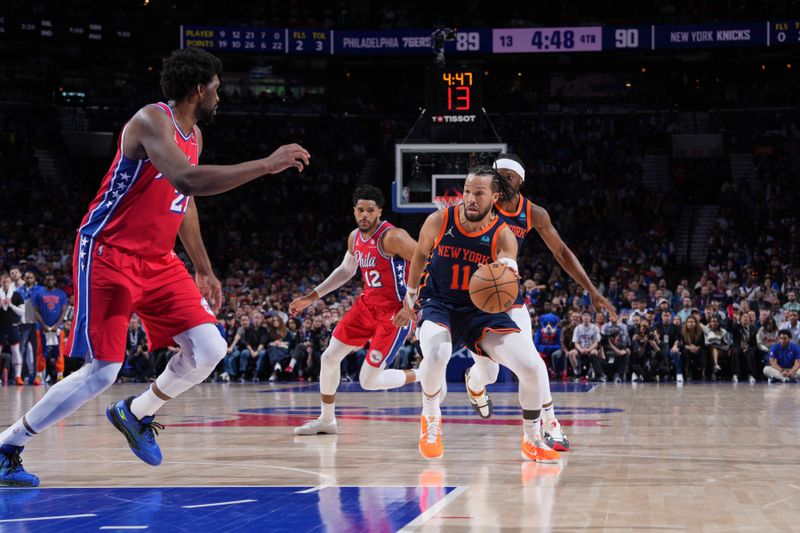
[359,363,381,390]
[176,323,227,373]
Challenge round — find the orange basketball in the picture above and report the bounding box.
[468,263,519,313]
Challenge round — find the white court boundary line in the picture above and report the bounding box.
[182,499,256,509]
[99,527,148,530]
[0,513,97,524]
[397,486,467,532]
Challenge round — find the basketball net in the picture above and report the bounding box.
[432,191,463,210]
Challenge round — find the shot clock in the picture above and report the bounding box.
[426,66,482,119]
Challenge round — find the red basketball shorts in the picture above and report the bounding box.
[332,297,411,367]
[65,235,217,362]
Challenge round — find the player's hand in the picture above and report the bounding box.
[196,271,223,313]
[289,294,315,316]
[493,261,520,280]
[589,289,617,322]
[264,143,311,174]
[392,305,416,328]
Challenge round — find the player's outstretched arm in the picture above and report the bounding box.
[531,203,617,320]
[381,227,418,262]
[289,232,358,316]
[125,106,310,197]
[392,210,443,328]
[179,197,222,313]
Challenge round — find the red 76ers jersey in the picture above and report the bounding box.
[352,221,408,308]
[77,102,197,257]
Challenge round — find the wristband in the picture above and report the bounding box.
[498,257,518,272]
[405,287,418,308]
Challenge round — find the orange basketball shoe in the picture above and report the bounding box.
[419,416,443,459]
[521,433,561,463]
[14,376,24,386]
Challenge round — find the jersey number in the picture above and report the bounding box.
[170,191,190,214]
[450,265,471,290]
[365,270,383,288]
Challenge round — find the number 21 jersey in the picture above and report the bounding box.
[77,102,197,257]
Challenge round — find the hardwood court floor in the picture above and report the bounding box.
[1,380,799,532]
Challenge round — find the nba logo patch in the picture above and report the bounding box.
[480,235,491,244]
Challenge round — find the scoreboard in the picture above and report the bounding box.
[178,21,800,55]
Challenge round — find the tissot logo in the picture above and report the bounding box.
[431,115,477,123]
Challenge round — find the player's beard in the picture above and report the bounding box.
[196,100,217,124]
[464,203,491,222]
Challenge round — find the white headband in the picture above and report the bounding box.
[493,158,525,181]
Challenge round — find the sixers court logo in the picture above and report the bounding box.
[172,396,623,429]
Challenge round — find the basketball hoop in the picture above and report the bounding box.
[432,191,463,210]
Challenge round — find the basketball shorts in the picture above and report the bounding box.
[418,298,520,356]
[332,297,411,368]
[0,325,20,346]
[66,235,218,362]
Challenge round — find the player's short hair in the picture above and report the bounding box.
[353,185,384,208]
[495,153,526,172]
[160,48,223,102]
[467,164,514,202]
[778,329,792,338]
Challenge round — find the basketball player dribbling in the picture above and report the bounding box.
[291,185,420,435]
[464,154,617,451]
[0,48,310,487]
[393,165,560,462]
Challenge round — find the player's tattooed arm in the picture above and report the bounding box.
[179,197,222,313]
[392,210,443,328]
[290,231,357,316]
[126,106,310,196]
[531,202,617,321]
[381,228,418,262]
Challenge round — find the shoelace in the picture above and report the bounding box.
[140,420,165,443]
[4,451,24,473]
[425,417,440,444]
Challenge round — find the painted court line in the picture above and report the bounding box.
[398,486,468,532]
[0,513,98,524]
[181,499,257,509]
[99,527,148,530]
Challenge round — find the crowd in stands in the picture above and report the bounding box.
[2,85,799,388]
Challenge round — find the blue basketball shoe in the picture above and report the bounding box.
[0,445,40,487]
[106,396,164,466]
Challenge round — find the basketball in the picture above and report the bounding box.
[468,263,519,313]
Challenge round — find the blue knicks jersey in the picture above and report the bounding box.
[496,196,534,307]
[495,195,534,249]
[419,205,507,308]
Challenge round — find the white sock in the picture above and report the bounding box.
[13,363,22,378]
[130,387,167,419]
[288,358,297,368]
[523,417,541,441]
[542,403,556,422]
[274,363,281,372]
[320,401,335,423]
[422,391,441,418]
[0,418,36,447]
